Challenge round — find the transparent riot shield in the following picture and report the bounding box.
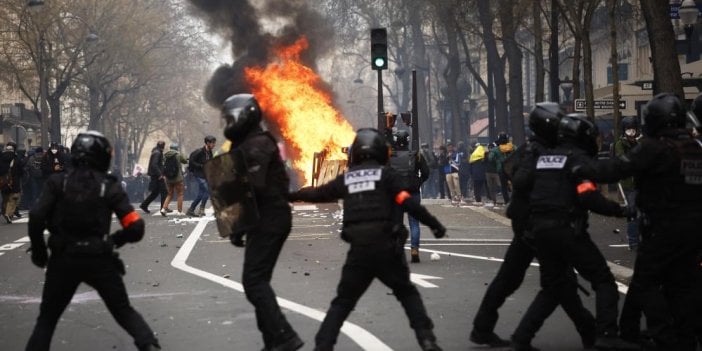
[203,149,259,238]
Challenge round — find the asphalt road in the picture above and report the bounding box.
[0,199,637,351]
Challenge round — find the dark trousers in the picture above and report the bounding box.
[512,267,596,345]
[26,255,157,351]
[498,172,511,203]
[437,171,447,199]
[472,180,487,202]
[316,243,434,347]
[532,224,619,337]
[620,222,701,350]
[140,176,166,209]
[243,211,297,348]
[473,232,535,334]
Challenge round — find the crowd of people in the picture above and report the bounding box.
[419,132,514,207]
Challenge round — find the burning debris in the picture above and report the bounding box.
[188,0,354,185]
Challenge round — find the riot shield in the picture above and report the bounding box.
[203,149,259,238]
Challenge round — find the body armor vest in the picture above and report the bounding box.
[637,136,702,215]
[529,146,584,219]
[342,165,393,224]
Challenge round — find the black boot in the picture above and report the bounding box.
[270,334,304,351]
[469,329,510,347]
[416,329,442,351]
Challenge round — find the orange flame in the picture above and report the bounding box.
[245,36,355,185]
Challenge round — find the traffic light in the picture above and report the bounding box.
[370,28,388,70]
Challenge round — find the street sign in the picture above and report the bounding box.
[574,99,627,111]
[641,81,653,90]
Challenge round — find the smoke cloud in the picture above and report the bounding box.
[187,0,334,107]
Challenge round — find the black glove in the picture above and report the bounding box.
[432,225,446,239]
[230,232,245,247]
[110,231,127,248]
[30,247,48,268]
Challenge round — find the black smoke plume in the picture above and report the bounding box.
[187,0,334,108]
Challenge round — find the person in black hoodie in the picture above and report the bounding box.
[138,141,167,213]
[186,135,216,217]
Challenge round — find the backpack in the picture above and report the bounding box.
[28,156,43,178]
[163,154,179,179]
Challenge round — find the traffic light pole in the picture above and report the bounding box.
[377,69,384,130]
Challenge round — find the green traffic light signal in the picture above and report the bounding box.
[370,28,387,70]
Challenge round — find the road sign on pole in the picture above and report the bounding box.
[574,99,627,111]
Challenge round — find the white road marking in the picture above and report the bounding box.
[418,243,510,246]
[0,243,25,250]
[608,244,629,248]
[171,219,392,351]
[15,236,31,243]
[410,273,443,288]
[0,252,4,256]
[293,204,318,211]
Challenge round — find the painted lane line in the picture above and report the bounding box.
[420,238,512,242]
[413,247,630,295]
[418,243,510,246]
[0,252,4,256]
[171,219,392,351]
[0,243,25,250]
[292,204,318,211]
[410,273,442,288]
[15,236,31,243]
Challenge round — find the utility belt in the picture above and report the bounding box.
[342,220,402,246]
[48,234,113,257]
[530,211,586,235]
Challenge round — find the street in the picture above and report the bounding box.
[0,200,637,351]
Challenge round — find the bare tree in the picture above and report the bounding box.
[639,0,684,97]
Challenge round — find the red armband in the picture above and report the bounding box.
[395,191,411,205]
[576,181,597,194]
[120,211,141,228]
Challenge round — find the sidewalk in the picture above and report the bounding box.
[420,198,635,285]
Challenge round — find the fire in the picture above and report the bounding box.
[244,37,355,185]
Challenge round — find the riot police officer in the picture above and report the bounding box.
[389,129,430,263]
[220,94,303,351]
[289,128,446,351]
[471,102,575,347]
[26,131,160,351]
[579,93,702,350]
[514,114,637,350]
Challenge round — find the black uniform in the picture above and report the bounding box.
[139,146,167,211]
[26,168,158,351]
[290,161,445,350]
[583,128,702,349]
[520,142,626,344]
[233,130,300,350]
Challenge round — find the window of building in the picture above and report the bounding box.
[607,63,629,84]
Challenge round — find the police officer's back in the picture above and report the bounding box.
[289,128,445,351]
[26,131,159,351]
[580,93,702,349]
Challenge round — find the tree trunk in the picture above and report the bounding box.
[409,3,432,146]
[478,0,508,138]
[437,2,465,145]
[533,0,545,103]
[639,0,684,97]
[609,0,621,137]
[499,0,525,145]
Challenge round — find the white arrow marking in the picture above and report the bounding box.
[410,273,443,288]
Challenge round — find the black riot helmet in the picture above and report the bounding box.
[70,131,113,172]
[221,94,262,141]
[558,113,600,156]
[349,128,390,166]
[392,129,410,150]
[528,102,564,146]
[641,93,686,137]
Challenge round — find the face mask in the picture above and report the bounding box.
[51,149,58,154]
[624,129,636,137]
